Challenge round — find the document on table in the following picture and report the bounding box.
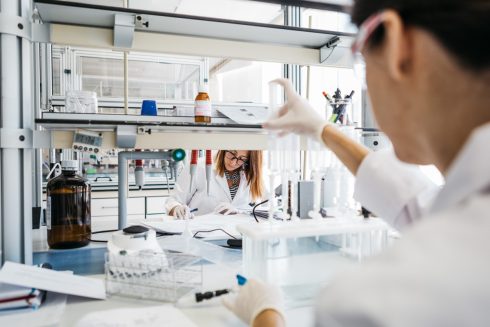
[0,262,106,300]
[142,213,253,239]
[75,305,197,327]
[0,292,67,327]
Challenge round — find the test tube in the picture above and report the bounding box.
[308,138,326,219]
[288,134,300,221]
[268,82,284,223]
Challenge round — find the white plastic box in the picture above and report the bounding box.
[237,217,390,307]
[65,90,98,114]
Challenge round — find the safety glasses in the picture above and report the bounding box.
[225,151,249,166]
[351,12,386,88]
[351,12,385,56]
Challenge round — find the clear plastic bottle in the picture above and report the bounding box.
[46,160,91,249]
[194,80,211,123]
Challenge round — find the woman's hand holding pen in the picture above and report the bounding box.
[172,205,195,220]
[264,78,330,142]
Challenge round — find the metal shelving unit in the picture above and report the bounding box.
[31,0,356,150]
[33,0,355,68]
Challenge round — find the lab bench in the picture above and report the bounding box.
[32,229,314,326]
[60,265,315,327]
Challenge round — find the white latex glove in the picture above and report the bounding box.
[172,205,193,220]
[214,202,238,215]
[222,279,285,325]
[264,78,330,141]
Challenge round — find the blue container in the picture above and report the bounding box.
[141,100,157,116]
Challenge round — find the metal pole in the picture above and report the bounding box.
[284,6,306,179]
[118,151,172,229]
[1,0,23,263]
[21,0,34,265]
[123,0,129,115]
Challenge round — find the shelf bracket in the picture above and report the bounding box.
[320,35,341,64]
[116,125,137,148]
[114,14,135,48]
[0,128,33,149]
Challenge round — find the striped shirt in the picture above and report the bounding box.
[225,170,241,200]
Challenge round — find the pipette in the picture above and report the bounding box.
[205,150,212,196]
[134,150,144,190]
[189,150,198,192]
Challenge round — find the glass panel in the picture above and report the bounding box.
[78,55,200,101]
[301,8,357,33]
[130,0,284,25]
[208,58,282,103]
[52,56,62,96]
[128,60,200,101]
[79,56,124,97]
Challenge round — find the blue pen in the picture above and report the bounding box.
[236,274,247,286]
[190,208,198,213]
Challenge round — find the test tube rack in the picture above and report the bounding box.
[105,250,203,302]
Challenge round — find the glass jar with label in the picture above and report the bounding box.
[194,81,211,123]
[46,160,91,249]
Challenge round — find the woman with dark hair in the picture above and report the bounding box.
[224,1,490,326]
[166,150,265,218]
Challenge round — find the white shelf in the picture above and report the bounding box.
[36,112,269,150]
[34,0,355,67]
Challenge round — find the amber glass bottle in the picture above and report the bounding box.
[194,82,211,123]
[46,160,91,249]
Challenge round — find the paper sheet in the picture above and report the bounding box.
[0,262,106,300]
[216,106,268,124]
[142,213,254,239]
[75,305,197,327]
[0,292,67,327]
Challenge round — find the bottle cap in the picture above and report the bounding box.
[198,78,209,93]
[198,83,209,93]
[61,160,78,171]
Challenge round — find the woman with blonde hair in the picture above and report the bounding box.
[166,150,265,219]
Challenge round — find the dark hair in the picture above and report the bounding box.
[351,0,490,71]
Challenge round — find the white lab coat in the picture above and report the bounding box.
[315,123,490,326]
[353,148,440,230]
[165,163,259,216]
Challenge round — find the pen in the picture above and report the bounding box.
[190,208,198,213]
[336,90,355,124]
[192,274,248,303]
[322,91,333,103]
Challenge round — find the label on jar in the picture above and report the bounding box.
[195,100,211,117]
[46,197,51,230]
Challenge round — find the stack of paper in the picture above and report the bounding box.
[0,283,44,313]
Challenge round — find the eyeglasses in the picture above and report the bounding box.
[351,12,385,56]
[225,151,249,166]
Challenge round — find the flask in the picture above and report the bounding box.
[46,160,91,249]
[194,80,211,123]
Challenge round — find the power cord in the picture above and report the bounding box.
[252,199,269,223]
[192,228,237,239]
[89,229,118,243]
[90,226,238,242]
